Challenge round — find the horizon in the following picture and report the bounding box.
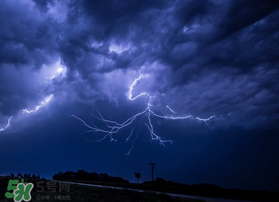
[1,169,277,192]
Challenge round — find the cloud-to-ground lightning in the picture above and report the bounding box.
[72,73,216,154]
[0,116,12,132]
[23,94,53,114]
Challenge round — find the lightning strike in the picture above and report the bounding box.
[125,128,141,156]
[128,74,149,100]
[0,58,67,133]
[23,94,53,114]
[0,94,55,133]
[0,116,12,132]
[196,116,215,128]
[72,74,215,154]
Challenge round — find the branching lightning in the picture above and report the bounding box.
[196,116,215,128]
[72,73,216,154]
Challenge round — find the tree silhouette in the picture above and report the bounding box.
[17,173,23,178]
[52,170,129,183]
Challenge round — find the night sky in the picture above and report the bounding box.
[1,0,279,191]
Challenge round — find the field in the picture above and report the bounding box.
[0,177,205,202]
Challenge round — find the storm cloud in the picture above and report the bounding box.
[0,0,279,191]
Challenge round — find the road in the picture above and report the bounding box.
[56,180,257,202]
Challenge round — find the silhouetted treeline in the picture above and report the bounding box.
[8,173,41,179]
[52,169,129,183]
[144,177,188,187]
[142,178,278,202]
[52,172,278,202]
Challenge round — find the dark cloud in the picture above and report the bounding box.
[0,2,57,66]
[217,0,279,39]
[176,0,213,25]
[32,0,56,12]
[82,0,164,24]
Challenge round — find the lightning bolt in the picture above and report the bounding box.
[196,116,215,128]
[0,94,53,133]
[0,61,64,133]
[128,74,149,100]
[0,116,12,132]
[72,73,216,154]
[125,129,137,156]
[23,94,53,114]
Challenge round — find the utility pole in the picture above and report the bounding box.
[149,163,156,181]
[135,173,141,184]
